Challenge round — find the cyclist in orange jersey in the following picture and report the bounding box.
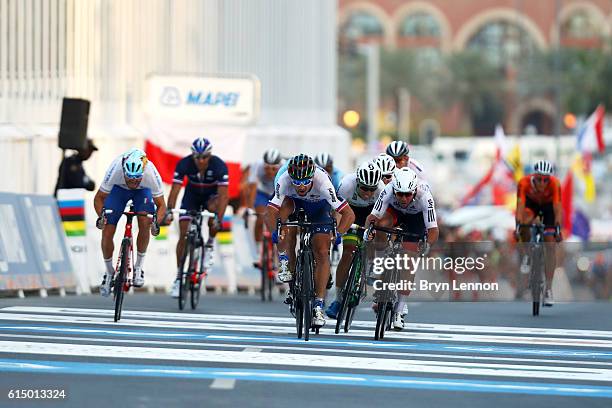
[515,160,563,306]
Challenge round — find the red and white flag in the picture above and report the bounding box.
[577,105,605,154]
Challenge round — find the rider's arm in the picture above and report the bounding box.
[167,183,182,210]
[153,195,167,222]
[215,185,229,223]
[247,182,257,208]
[426,227,439,245]
[264,204,280,234]
[515,178,528,225]
[93,189,109,216]
[336,205,355,234]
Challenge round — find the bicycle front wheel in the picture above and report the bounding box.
[301,249,315,341]
[529,245,544,316]
[190,247,203,310]
[114,239,130,322]
[178,240,194,311]
[335,249,359,334]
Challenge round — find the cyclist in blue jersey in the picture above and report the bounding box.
[314,152,343,191]
[165,137,229,297]
[94,148,166,296]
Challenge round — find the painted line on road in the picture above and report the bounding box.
[0,358,611,398]
[0,313,610,348]
[4,306,612,339]
[2,324,612,360]
[1,340,612,382]
[1,332,611,368]
[209,378,235,389]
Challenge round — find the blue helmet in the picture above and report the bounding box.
[191,137,212,155]
[123,149,147,179]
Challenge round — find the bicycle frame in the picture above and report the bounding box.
[277,211,337,341]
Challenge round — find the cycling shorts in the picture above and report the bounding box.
[103,185,154,225]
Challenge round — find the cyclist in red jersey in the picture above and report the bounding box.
[515,160,563,306]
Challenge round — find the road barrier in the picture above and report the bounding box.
[0,191,75,295]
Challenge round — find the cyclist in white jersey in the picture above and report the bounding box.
[247,149,283,256]
[94,148,166,296]
[364,167,439,330]
[386,141,426,180]
[326,162,383,318]
[265,154,355,327]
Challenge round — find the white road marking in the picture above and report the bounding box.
[0,312,610,348]
[209,378,236,389]
[4,306,612,339]
[0,340,611,382]
[0,333,610,367]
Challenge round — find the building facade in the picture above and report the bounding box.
[338,0,612,135]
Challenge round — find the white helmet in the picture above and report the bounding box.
[386,140,409,158]
[357,162,382,187]
[263,148,281,165]
[314,152,333,168]
[533,160,554,176]
[374,153,396,176]
[392,167,418,193]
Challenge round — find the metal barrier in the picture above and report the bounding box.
[0,191,75,294]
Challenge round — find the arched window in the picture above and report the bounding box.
[561,11,598,39]
[467,21,536,68]
[399,13,440,38]
[342,11,384,39]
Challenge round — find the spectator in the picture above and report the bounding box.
[54,139,98,195]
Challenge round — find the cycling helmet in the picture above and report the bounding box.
[123,149,148,179]
[263,148,281,165]
[357,162,382,187]
[386,140,409,158]
[392,167,418,193]
[191,137,212,155]
[375,153,396,176]
[287,154,316,180]
[314,152,333,168]
[533,160,554,176]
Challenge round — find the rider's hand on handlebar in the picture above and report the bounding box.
[161,211,173,226]
[333,232,342,245]
[555,225,563,243]
[363,229,375,242]
[150,220,161,236]
[420,242,431,257]
[96,212,106,230]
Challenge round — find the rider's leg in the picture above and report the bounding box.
[543,235,556,288]
[277,198,296,281]
[313,233,332,300]
[101,225,117,276]
[132,189,155,286]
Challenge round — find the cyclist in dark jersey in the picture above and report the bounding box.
[165,137,229,297]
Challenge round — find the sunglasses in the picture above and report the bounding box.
[125,174,143,181]
[534,176,550,183]
[193,153,211,160]
[359,184,378,192]
[395,191,414,198]
[291,178,313,186]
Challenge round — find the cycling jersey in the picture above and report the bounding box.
[407,158,426,181]
[172,155,229,194]
[268,167,348,212]
[274,161,288,186]
[248,161,276,196]
[330,167,344,191]
[371,181,437,229]
[517,175,561,206]
[100,154,164,198]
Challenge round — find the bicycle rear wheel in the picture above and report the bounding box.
[114,239,130,322]
[345,260,365,333]
[374,301,386,340]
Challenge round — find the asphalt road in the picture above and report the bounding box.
[0,293,611,408]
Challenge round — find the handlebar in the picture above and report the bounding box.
[366,224,425,241]
[170,208,216,219]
